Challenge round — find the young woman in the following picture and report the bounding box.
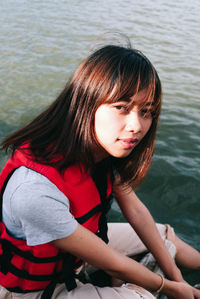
[0,45,200,299]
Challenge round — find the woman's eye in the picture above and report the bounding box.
[140,109,153,118]
[114,105,129,112]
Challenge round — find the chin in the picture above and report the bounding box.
[112,151,132,159]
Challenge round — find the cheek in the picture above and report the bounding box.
[94,108,108,142]
[94,110,121,148]
[143,119,152,135]
[94,118,113,143]
[94,106,116,136]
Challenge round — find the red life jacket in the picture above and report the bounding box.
[0,148,112,294]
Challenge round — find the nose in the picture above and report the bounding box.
[125,111,142,133]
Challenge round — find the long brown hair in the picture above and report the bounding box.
[1,45,162,188]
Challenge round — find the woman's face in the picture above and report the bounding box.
[94,89,153,161]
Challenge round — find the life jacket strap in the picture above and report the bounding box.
[0,238,63,263]
[41,281,57,299]
[0,238,63,282]
[0,240,12,274]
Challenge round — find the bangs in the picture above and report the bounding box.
[104,53,162,119]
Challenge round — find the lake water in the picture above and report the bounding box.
[0,0,199,283]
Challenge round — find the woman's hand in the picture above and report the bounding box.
[163,280,200,299]
[193,285,200,299]
[172,279,200,298]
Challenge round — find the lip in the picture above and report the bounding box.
[118,138,139,149]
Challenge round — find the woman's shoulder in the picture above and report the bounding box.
[3,166,70,208]
[2,166,78,246]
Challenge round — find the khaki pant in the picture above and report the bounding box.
[0,223,175,299]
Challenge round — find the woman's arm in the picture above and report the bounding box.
[113,184,183,282]
[51,223,197,298]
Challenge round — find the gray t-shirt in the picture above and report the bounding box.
[2,166,78,246]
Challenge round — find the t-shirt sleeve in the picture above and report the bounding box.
[6,170,78,246]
